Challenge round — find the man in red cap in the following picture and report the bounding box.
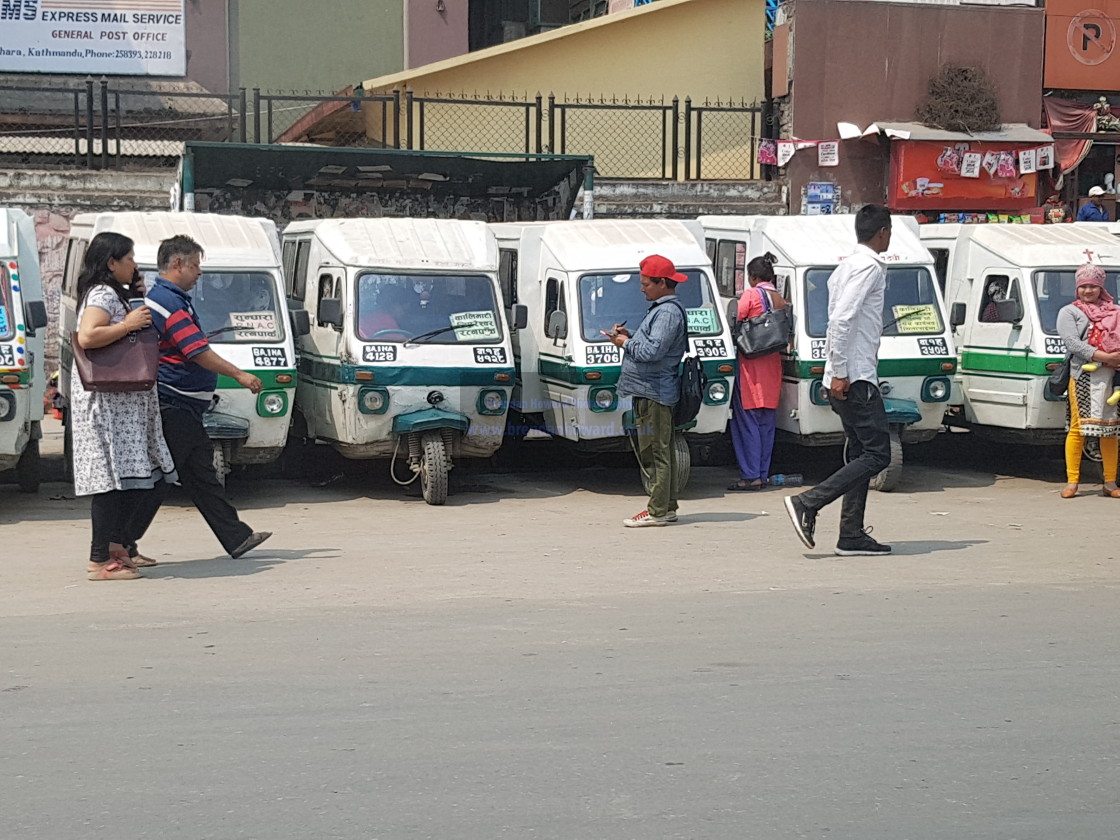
[606,254,690,527]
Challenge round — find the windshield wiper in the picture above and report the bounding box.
[881,308,927,333]
[405,323,476,345]
[206,325,259,339]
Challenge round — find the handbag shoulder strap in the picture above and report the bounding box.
[757,285,773,314]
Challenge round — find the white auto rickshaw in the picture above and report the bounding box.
[0,208,49,492]
[921,222,1120,445]
[700,214,956,491]
[282,218,519,505]
[491,219,735,492]
[59,212,308,481]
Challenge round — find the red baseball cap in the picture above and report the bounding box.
[639,254,688,283]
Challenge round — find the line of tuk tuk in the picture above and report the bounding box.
[12,206,1120,502]
[0,208,49,492]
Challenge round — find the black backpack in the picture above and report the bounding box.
[668,300,706,427]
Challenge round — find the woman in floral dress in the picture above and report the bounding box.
[71,232,177,580]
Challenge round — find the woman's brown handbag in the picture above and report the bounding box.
[71,328,159,393]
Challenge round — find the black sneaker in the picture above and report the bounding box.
[783,495,816,549]
[835,528,891,556]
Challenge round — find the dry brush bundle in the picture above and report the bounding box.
[914,64,1001,134]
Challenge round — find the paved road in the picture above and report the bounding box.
[2,436,1118,839]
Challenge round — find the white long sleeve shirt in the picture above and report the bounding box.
[823,244,886,388]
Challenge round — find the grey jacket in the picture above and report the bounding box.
[1056,304,1096,379]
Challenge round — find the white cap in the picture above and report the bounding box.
[1089,186,1106,196]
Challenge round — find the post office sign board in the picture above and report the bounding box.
[0,0,186,76]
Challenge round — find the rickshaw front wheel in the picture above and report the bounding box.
[16,436,40,494]
[420,430,449,506]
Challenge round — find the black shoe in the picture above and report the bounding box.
[783,496,816,549]
[230,531,272,559]
[835,528,891,556]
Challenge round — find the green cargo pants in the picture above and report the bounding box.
[633,397,677,519]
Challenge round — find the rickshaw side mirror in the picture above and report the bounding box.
[995,298,1023,324]
[318,297,343,330]
[949,302,966,329]
[547,309,567,340]
[290,308,311,337]
[511,303,528,331]
[23,300,47,336]
[725,298,738,327]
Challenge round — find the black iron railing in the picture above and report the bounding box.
[0,82,769,179]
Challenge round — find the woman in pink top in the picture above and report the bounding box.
[728,253,786,490]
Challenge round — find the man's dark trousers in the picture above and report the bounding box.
[796,380,891,540]
[160,403,252,555]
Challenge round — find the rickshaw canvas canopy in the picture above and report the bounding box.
[75,212,282,269]
[287,218,497,272]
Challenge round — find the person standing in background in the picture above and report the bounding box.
[1076,186,1109,222]
[727,253,786,491]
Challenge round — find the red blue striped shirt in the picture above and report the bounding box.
[146,277,216,417]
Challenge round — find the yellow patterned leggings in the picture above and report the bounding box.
[1066,379,1118,483]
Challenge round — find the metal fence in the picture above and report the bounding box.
[0,78,242,169]
[0,82,770,180]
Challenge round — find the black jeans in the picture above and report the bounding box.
[89,488,163,563]
[797,380,891,540]
[160,404,252,555]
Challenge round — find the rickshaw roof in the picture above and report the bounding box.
[747,214,932,267]
[0,207,33,260]
[72,212,281,268]
[957,224,1120,268]
[284,218,498,271]
[497,219,708,273]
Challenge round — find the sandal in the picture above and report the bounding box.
[119,548,157,567]
[1102,484,1120,498]
[727,479,763,492]
[88,560,141,581]
[89,555,138,573]
[1060,483,1079,499]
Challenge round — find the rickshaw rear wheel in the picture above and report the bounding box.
[16,436,40,494]
[868,428,904,493]
[639,431,691,497]
[212,442,230,488]
[420,430,449,506]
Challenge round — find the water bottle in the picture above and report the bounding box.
[769,473,803,487]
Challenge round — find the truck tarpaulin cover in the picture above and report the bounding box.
[182,142,588,221]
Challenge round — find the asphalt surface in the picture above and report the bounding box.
[2,428,1117,840]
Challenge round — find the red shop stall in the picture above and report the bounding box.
[875,122,1056,223]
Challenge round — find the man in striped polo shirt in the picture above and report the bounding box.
[146,234,272,559]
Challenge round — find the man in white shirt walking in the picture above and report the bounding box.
[784,205,893,555]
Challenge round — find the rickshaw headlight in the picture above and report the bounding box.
[0,391,15,422]
[477,389,507,415]
[359,387,389,414]
[590,387,617,412]
[256,390,288,417]
[921,376,951,402]
[809,380,830,405]
[705,380,729,404]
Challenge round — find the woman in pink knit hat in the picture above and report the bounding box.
[1055,262,1120,498]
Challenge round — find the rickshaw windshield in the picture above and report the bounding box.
[1034,269,1120,335]
[804,266,944,338]
[140,270,285,343]
[0,264,12,341]
[356,272,502,344]
[578,269,721,343]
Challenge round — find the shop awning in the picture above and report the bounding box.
[868,122,1052,144]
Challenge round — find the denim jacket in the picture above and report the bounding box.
[617,295,688,405]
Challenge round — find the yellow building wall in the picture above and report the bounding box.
[358,0,765,179]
